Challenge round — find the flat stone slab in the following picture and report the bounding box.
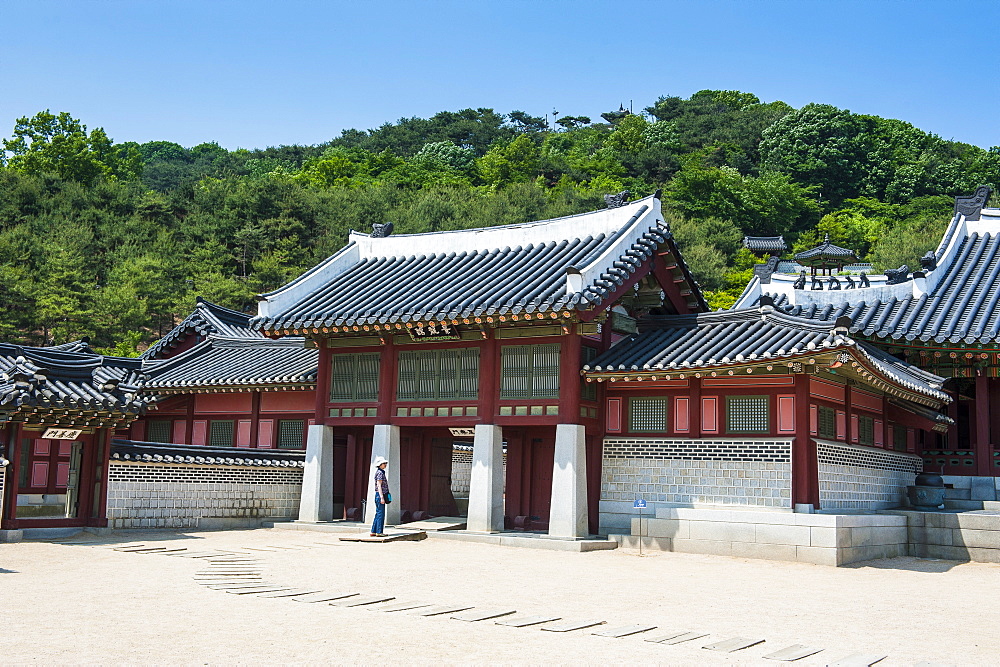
[170,551,219,558]
[827,653,887,667]
[242,547,281,552]
[451,608,516,622]
[329,595,395,607]
[207,582,274,590]
[292,592,360,603]
[339,532,426,543]
[375,601,433,613]
[645,631,708,645]
[763,644,824,661]
[115,546,169,553]
[400,517,467,531]
[592,624,657,638]
[411,604,474,616]
[540,619,607,632]
[256,589,321,598]
[703,637,766,652]
[496,615,561,628]
[225,586,293,595]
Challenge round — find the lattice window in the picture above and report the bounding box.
[817,405,836,439]
[893,424,908,452]
[146,420,172,443]
[329,352,381,402]
[209,420,234,447]
[500,344,560,400]
[726,395,770,433]
[629,397,668,432]
[276,419,305,449]
[858,414,874,447]
[396,348,480,401]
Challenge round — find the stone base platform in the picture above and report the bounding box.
[884,509,1000,563]
[339,530,427,543]
[426,530,618,552]
[611,507,907,566]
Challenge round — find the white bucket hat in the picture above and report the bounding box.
[373,456,389,467]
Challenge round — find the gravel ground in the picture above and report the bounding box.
[2,527,998,665]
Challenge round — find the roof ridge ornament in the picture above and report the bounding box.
[371,222,394,238]
[954,186,992,221]
[603,190,631,209]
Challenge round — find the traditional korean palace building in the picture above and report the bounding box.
[0,342,148,536]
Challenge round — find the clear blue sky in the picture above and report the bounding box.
[4,0,998,150]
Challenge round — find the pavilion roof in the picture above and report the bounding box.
[583,307,950,407]
[253,196,706,333]
[0,343,148,424]
[793,235,857,264]
[111,439,306,466]
[733,189,1000,345]
[143,297,261,359]
[142,337,317,393]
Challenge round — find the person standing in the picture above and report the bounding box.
[370,456,390,537]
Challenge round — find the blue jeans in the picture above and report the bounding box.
[371,493,385,534]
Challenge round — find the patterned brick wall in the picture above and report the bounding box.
[817,440,920,510]
[601,438,793,508]
[450,447,506,498]
[107,462,302,529]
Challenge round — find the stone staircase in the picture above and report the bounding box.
[943,476,1000,510]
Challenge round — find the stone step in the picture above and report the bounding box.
[944,488,971,500]
[943,499,985,510]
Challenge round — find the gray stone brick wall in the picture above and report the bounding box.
[107,462,302,529]
[450,448,506,498]
[817,440,921,510]
[601,438,793,508]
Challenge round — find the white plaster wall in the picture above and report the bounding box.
[817,440,921,510]
[107,462,302,529]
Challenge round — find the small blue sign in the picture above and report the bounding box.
[633,498,647,509]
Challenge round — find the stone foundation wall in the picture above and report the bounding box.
[107,462,302,529]
[599,438,792,533]
[817,440,921,510]
[617,507,909,566]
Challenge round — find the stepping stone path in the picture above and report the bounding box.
[763,644,824,661]
[827,654,886,667]
[593,624,656,638]
[540,620,606,632]
[412,605,473,617]
[451,609,516,622]
[645,631,708,645]
[496,616,561,628]
[293,592,359,603]
[703,637,766,653]
[100,535,899,664]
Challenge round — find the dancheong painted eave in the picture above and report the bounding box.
[734,188,1000,346]
[251,195,706,334]
[582,307,952,408]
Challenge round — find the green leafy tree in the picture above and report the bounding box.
[477,135,540,188]
[3,111,141,184]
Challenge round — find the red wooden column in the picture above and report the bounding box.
[184,395,195,445]
[975,375,992,476]
[559,326,582,421]
[689,377,702,439]
[1,423,21,528]
[792,374,820,508]
[479,333,499,422]
[376,335,396,422]
[314,342,332,422]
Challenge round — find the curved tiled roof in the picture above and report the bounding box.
[583,308,950,404]
[0,343,148,419]
[736,205,1000,345]
[794,235,857,262]
[743,236,787,253]
[254,196,706,332]
[142,337,317,392]
[112,440,306,466]
[143,298,261,359]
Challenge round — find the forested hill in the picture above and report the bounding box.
[1,92,998,354]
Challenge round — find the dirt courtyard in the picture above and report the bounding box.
[2,527,997,665]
